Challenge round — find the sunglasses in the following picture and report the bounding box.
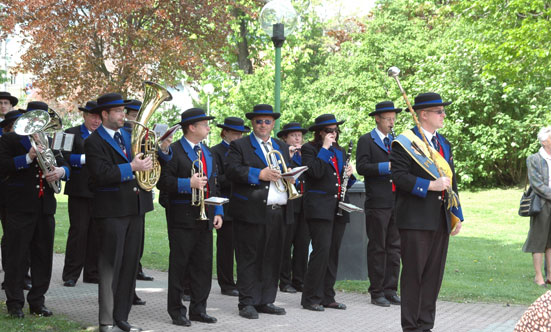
[424,109,446,115]
[255,119,272,125]
[322,127,339,134]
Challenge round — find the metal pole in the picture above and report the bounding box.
[206,94,210,146]
[274,45,282,133]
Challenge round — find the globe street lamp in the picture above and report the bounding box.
[260,0,298,132]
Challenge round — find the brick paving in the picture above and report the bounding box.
[0,253,528,332]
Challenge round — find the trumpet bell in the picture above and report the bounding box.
[286,182,302,200]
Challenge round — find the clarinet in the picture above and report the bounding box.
[336,140,354,216]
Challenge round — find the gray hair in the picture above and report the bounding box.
[538,126,551,145]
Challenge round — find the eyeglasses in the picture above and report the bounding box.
[424,109,446,115]
[322,127,339,134]
[255,119,272,125]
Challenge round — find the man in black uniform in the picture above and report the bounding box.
[212,116,250,297]
[85,93,170,332]
[356,101,402,307]
[277,122,309,293]
[390,92,463,332]
[62,101,101,287]
[157,108,223,327]
[0,92,18,135]
[0,101,69,318]
[226,104,294,319]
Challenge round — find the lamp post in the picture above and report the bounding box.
[260,0,298,133]
[203,83,214,145]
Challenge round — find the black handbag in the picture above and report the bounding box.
[519,181,542,217]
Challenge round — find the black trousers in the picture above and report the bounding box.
[365,208,401,298]
[62,196,99,282]
[301,218,346,306]
[97,215,142,325]
[167,226,212,319]
[234,207,286,308]
[3,210,54,310]
[280,210,309,290]
[399,209,449,332]
[216,218,237,292]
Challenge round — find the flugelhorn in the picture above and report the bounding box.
[129,81,173,191]
[266,149,301,200]
[191,148,209,221]
[13,108,63,193]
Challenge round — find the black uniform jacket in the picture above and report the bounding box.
[300,141,355,223]
[225,134,294,225]
[85,125,152,218]
[157,138,222,230]
[390,127,461,233]
[63,124,93,198]
[0,132,69,215]
[356,129,394,209]
[211,141,233,221]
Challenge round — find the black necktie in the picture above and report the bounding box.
[114,132,125,153]
[431,136,439,151]
[383,137,390,152]
[194,145,201,155]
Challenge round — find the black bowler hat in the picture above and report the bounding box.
[124,99,142,113]
[78,101,98,113]
[179,108,215,126]
[90,93,131,114]
[411,92,451,110]
[216,117,250,133]
[0,92,18,106]
[25,101,49,112]
[0,110,23,128]
[369,101,402,116]
[308,114,345,132]
[245,104,281,120]
[277,122,308,138]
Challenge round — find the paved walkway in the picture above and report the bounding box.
[0,253,528,332]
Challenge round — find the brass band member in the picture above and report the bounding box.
[277,122,309,293]
[300,114,355,312]
[85,93,170,332]
[62,101,101,287]
[0,91,17,136]
[356,101,402,307]
[390,92,463,332]
[0,101,70,318]
[212,116,250,297]
[226,104,294,319]
[157,108,223,327]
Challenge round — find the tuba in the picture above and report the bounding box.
[266,149,301,200]
[191,147,209,221]
[13,108,63,193]
[129,81,173,191]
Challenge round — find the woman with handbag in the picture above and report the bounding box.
[523,126,551,286]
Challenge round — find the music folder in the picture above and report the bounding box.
[338,201,364,213]
[204,197,229,206]
[282,165,308,181]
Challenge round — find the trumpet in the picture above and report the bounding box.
[191,148,208,221]
[266,149,301,200]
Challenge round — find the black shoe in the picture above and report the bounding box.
[293,284,304,292]
[189,313,217,323]
[302,304,324,311]
[30,305,53,317]
[256,303,286,315]
[136,271,154,281]
[280,285,297,293]
[23,280,32,290]
[83,277,99,284]
[8,307,24,318]
[221,289,239,297]
[63,279,77,287]
[171,315,192,326]
[323,302,347,310]
[115,320,142,331]
[98,324,114,332]
[239,305,259,319]
[133,296,146,305]
[371,296,391,307]
[385,294,401,305]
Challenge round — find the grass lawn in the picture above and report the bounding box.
[4,187,547,312]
